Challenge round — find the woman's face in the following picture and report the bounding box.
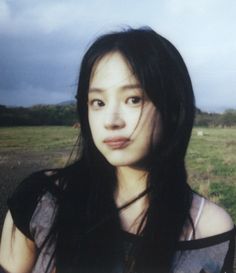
[88,52,161,168]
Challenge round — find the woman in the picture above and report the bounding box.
[0,27,235,273]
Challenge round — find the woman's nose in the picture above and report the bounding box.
[104,109,125,130]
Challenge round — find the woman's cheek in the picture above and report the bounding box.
[88,112,100,142]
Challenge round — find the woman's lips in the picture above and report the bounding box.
[103,137,131,149]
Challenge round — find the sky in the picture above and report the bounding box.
[0,0,235,112]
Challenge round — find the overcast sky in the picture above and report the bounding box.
[0,0,235,112]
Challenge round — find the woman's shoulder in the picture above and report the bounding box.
[194,194,234,239]
[7,161,86,240]
[176,196,235,273]
[8,168,61,203]
[7,168,63,240]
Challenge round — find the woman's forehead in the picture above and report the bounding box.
[89,52,140,92]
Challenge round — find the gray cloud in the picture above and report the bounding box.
[0,0,235,111]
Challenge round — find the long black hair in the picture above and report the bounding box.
[49,26,196,273]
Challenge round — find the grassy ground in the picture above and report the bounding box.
[187,127,236,222]
[0,126,79,152]
[0,126,236,223]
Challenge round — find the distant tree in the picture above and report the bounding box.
[0,103,77,126]
[195,107,202,115]
[0,105,7,110]
[194,109,221,127]
[220,109,236,127]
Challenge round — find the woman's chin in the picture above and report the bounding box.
[104,155,146,169]
[105,156,135,167]
[106,159,132,167]
[99,147,149,168]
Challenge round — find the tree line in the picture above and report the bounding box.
[195,108,236,127]
[0,104,77,126]
[0,104,236,127]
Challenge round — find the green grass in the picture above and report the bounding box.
[0,126,236,222]
[0,126,79,152]
[187,128,236,184]
[186,127,236,222]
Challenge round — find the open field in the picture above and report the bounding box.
[0,126,236,225]
[187,127,236,222]
[0,126,79,153]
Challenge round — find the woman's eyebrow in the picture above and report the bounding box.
[89,84,142,93]
[120,84,142,91]
[88,87,104,94]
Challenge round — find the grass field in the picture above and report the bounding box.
[187,127,236,222]
[0,126,79,152]
[0,126,236,223]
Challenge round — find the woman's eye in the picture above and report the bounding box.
[89,99,105,109]
[126,96,142,105]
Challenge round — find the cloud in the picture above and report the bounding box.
[0,0,236,111]
[0,0,91,36]
[0,0,10,21]
[1,84,75,107]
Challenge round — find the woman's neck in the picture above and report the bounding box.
[115,166,149,233]
[115,166,149,207]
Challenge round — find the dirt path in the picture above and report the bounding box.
[0,149,72,230]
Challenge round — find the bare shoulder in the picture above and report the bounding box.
[196,197,234,238]
[0,211,37,273]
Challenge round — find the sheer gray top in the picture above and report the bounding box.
[8,173,236,273]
